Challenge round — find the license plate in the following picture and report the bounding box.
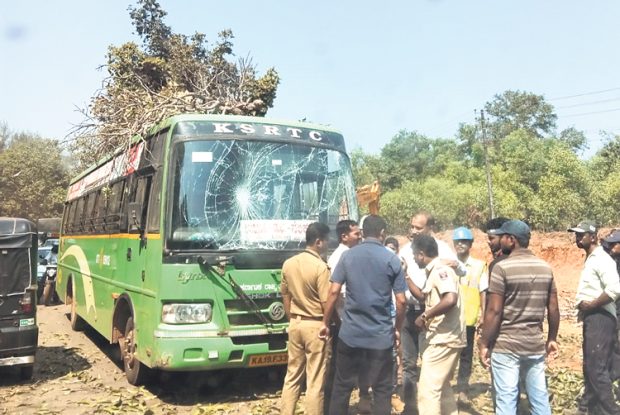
[19,318,35,327]
[248,352,287,367]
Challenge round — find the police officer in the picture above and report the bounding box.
[413,234,466,415]
[280,222,332,415]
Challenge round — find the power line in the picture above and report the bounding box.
[562,107,620,118]
[555,96,620,110]
[548,87,620,101]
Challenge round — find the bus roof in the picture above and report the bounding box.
[70,114,344,185]
[151,114,343,136]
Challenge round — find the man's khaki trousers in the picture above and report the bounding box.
[281,317,331,415]
[418,343,462,415]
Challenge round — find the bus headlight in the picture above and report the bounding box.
[162,303,212,324]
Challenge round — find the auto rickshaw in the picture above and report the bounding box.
[0,217,39,379]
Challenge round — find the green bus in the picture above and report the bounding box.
[56,114,359,384]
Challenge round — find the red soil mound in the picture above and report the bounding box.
[393,229,596,316]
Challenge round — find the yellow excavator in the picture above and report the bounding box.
[356,180,381,215]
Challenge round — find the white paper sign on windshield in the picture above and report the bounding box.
[240,220,313,242]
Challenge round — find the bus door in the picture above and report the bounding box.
[125,172,153,294]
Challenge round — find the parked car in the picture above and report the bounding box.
[42,238,59,248]
[0,217,39,380]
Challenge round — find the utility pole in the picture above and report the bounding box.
[478,109,496,218]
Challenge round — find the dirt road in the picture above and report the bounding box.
[0,228,586,414]
[0,304,286,415]
[0,303,583,415]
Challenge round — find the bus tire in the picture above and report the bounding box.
[120,317,152,385]
[20,365,34,380]
[69,284,86,331]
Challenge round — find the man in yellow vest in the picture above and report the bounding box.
[452,226,488,403]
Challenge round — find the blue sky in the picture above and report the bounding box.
[2,1,619,157]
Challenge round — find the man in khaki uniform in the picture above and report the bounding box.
[280,222,331,415]
[411,234,466,415]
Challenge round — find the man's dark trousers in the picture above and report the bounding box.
[328,339,393,415]
[457,325,476,391]
[579,309,620,415]
[401,307,423,414]
[323,324,339,414]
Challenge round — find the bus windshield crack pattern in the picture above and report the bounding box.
[175,140,355,251]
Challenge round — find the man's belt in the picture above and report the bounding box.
[291,314,323,321]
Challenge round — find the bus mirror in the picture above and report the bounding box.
[128,202,143,232]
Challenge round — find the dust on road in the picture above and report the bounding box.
[1,227,587,415]
[0,304,284,415]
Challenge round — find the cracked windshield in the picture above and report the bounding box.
[169,139,358,250]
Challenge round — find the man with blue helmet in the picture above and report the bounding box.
[452,226,488,403]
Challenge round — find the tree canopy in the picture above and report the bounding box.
[484,90,557,140]
[354,90,617,232]
[0,127,71,220]
[71,0,280,167]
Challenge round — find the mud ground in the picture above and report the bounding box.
[0,230,587,414]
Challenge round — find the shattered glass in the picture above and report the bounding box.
[169,139,358,250]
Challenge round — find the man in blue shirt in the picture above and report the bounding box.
[320,215,407,415]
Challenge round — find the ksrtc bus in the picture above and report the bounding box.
[56,114,358,384]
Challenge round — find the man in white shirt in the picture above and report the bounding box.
[324,219,361,413]
[398,212,465,415]
[327,220,362,315]
[569,220,620,415]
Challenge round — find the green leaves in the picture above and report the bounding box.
[484,90,557,140]
[350,89,620,231]
[380,177,487,233]
[0,132,70,219]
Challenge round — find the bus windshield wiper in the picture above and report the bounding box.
[199,256,273,328]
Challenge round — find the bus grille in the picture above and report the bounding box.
[224,298,285,326]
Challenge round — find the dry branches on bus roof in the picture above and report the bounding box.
[68,0,280,168]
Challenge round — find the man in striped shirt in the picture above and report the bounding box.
[478,220,559,415]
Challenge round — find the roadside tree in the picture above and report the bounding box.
[0,131,70,220]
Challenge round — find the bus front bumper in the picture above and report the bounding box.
[149,326,288,371]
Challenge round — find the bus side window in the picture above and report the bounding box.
[141,130,167,169]
[77,197,88,234]
[65,201,77,234]
[92,189,106,234]
[129,175,151,233]
[85,191,98,233]
[62,202,71,234]
[106,180,126,232]
[146,169,162,233]
[77,195,88,233]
